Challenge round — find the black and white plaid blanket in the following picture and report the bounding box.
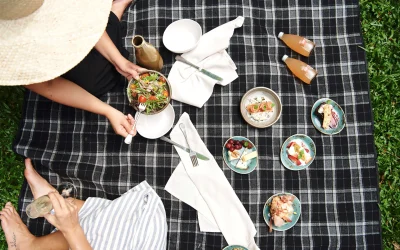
[13,0,381,249]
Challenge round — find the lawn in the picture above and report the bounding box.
[1,1,399,249]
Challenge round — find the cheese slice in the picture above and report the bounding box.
[241,151,258,162]
[228,150,241,161]
[235,160,248,169]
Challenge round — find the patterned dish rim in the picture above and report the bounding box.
[240,87,282,128]
[280,134,316,171]
[222,136,258,174]
[310,98,346,135]
[127,70,172,115]
[263,192,301,232]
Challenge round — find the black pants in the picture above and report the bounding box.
[62,12,129,97]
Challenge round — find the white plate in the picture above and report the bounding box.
[240,87,282,128]
[136,104,175,139]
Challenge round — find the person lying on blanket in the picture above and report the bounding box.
[0,0,143,138]
[0,159,168,250]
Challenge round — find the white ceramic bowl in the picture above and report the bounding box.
[163,19,202,53]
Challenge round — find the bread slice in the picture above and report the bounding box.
[322,105,332,129]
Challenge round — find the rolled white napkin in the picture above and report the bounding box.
[168,16,245,108]
[165,113,259,249]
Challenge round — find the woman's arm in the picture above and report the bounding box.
[45,192,92,250]
[95,31,145,80]
[25,78,135,137]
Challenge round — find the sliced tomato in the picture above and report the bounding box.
[140,73,149,79]
[162,90,169,97]
[138,95,147,103]
[149,95,157,101]
[288,155,301,165]
[159,76,166,83]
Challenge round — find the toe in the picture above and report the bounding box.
[25,158,33,169]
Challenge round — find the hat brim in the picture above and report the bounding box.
[0,0,113,86]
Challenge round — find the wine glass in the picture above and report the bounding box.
[26,182,77,219]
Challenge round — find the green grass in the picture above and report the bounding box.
[1,1,400,249]
[0,86,25,249]
[360,0,400,249]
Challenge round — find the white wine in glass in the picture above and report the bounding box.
[26,182,77,219]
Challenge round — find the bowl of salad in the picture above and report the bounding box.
[127,70,172,115]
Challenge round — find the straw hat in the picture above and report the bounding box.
[0,0,112,86]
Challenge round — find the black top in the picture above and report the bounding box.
[62,12,129,97]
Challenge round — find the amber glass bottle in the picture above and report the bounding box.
[282,55,317,84]
[278,32,315,57]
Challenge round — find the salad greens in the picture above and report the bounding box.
[129,72,170,114]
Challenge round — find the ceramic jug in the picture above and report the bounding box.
[132,35,163,71]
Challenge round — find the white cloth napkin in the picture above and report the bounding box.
[168,16,245,108]
[165,113,259,250]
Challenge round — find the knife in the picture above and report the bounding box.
[160,136,210,161]
[175,55,223,81]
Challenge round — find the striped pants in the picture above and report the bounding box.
[77,181,167,250]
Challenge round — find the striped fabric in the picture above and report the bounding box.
[77,181,167,250]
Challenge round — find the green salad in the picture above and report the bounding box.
[128,72,170,114]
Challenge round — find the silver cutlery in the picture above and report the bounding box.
[160,136,209,161]
[124,103,146,144]
[179,123,199,167]
[175,55,223,81]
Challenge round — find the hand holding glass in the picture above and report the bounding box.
[26,182,77,219]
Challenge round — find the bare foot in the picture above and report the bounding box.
[24,158,56,199]
[112,0,133,20]
[0,202,35,249]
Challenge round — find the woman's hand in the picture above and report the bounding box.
[115,57,146,81]
[105,108,137,137]
[95,32,145,80]
[44,192,80,234]
[44,192,93,250]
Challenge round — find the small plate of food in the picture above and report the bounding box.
[222,245,248,250]
[240,87,282,128]
[223,136,258,174]
[127,70,172,115]
[263,193,301,232]
[280,134,315,171]
[311,98,346,135]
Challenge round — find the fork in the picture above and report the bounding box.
[124,103,146,144]
[179,123,199,167]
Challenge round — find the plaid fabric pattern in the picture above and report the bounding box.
[13,0,381,249]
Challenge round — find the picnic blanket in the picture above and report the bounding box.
[13,0,382,249]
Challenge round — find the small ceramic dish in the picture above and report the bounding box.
[223,245,248,250]
[263,193,301,232]
[311,98,346,135]
[240,87,282,128]
[222,136,258,174]
[127,70,172,115]
[136,104,175,139]
[280,134,316,171]
[163,19,202,53]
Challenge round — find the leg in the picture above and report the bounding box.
[111,0,133,20]
[0,159,86,249]
[25,158,85,212]
[0,202,71,250]
[0,202,34,250]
